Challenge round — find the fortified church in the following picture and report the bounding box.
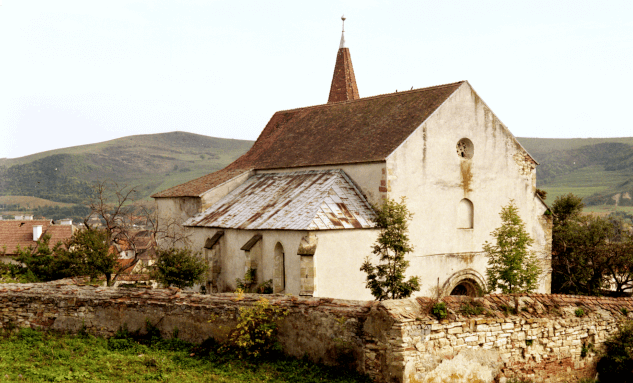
[153,19,552,300]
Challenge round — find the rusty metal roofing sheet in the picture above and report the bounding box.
[184,170,376,230]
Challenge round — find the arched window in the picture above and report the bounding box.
[458,198,474,229]
[273,242,285,293]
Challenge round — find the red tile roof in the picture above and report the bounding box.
[0,220,73,256]
[153,82,464,198]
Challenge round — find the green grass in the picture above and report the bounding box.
[0,328,370,383]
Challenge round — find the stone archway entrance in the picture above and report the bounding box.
[441,269,486,297]
[450,278,480,297]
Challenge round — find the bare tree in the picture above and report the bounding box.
[86,181,190,286]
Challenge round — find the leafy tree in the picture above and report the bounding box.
[152,247,208,289]
[14,234,67,282]
[88,181,190,286]
[551,193,633,296]
[484,201,542,294]
[360,197,420,300]
[62,228,117,285]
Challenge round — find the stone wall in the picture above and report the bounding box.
[366,294,633,383]
[0,281,632,382]
[0,280,373,370]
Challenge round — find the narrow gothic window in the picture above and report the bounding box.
[274,242,286,293]
[458,198,474,229]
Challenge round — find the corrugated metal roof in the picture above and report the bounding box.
[184,170,376,230]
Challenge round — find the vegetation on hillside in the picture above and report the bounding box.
[517,137,633,209]
[0,132,253,207]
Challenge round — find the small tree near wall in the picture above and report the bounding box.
[360,197,420,300]
[485,200,541,294]
[152,247,208,289]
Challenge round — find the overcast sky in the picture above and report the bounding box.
[1,1,632,159]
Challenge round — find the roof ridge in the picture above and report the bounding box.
[277,81,465,114]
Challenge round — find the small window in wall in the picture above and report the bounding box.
[273,242,285,293]
[456,138,474,159]
[458,198,474,229]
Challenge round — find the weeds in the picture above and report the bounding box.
[500,304,517,316]
[575,308,585,317]
[459,299,489,317]
[431,302,447,320]
[0,327,371,383]
[226,297,289,358]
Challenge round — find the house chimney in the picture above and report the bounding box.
[327,15,360,103]
[33,225,43,241]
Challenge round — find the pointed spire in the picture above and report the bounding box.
[339,15,346,48]
[328,15,359,103]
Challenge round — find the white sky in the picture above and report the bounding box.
[1,1,632,159]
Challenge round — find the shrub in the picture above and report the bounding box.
[596,321,633,382]
[255,279,273,294]
[575,308,585,317]
[226,298,288,357]
[459,300,486,317]
[431,302,447,320]
[236,268,257,291]
[622,307,629,316]
[152,248,208,289]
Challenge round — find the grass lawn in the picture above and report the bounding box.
[0,328,371,383]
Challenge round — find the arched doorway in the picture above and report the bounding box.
[450,278,480,297]
[441,269,486,297]
[273,242,285,293]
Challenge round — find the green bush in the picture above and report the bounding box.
[152,247,208,289]
[575,308,585,317]
[459,300,487,316]
[431,302,447,320]
[226,298,288,358]
[597,321,633,382]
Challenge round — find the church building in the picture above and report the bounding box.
[152,20,552,300]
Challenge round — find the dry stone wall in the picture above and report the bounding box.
[366,294,633,383]
[0,280,632,382]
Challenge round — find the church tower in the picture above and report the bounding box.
[327,16,360,103]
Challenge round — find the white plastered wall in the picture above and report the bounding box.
[311,228,380,300]
[186,227,307,294]
[385,82,552,295]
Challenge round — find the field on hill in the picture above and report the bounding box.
[517,137,633,210]
[0,132,253,209]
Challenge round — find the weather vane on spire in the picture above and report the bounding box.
[339,15,346,49]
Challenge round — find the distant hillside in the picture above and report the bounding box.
[2,132,631,217]
[517,137,633,211]
[0,132,253,206]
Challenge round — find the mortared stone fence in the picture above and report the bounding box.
[0,280,632,382]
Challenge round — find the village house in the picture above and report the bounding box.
[152,22,552,300]
[0,219,74,263]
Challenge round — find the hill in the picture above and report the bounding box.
[517,137,633,213]
[2,132,632,218]
[0,132,253,207]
